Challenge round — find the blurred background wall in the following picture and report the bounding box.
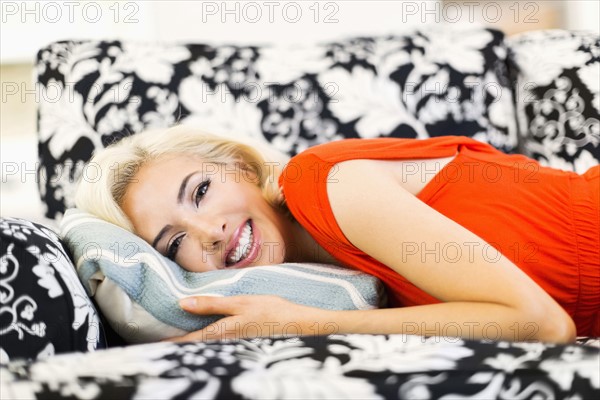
[1,0,599,223]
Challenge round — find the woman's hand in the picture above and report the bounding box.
[163,295,340,342]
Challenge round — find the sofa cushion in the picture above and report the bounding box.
[507,30,600,172]
[2,335,599,399]
[59,209,385,344]
[36,26,515,219]
[0,218,106,363]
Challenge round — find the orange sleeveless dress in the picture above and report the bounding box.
[279,136,600,337]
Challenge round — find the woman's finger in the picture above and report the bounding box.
[179,295,279,315]
[164,317,243,342]
[178,296,240,315]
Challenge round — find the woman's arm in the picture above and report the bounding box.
[169,158,576,344]
[324,159,576,343]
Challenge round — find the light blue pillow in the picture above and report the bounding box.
[60,209,385,343]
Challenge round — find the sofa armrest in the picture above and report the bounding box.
[0,218,106,363]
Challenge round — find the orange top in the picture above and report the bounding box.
[279,136,600,336]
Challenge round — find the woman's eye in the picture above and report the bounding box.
[167,235,183,260]
[194,179,211,206]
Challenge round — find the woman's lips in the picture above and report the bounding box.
[224,219,260,269]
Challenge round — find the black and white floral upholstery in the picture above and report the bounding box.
[2,335,599,399]
[36,26,517,220]
[508,30,600,172]
[0,218,106,363]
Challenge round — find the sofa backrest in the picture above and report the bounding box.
[507,30,600,171]
[36,26,599,221]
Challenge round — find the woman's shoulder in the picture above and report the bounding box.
[289,136,488,166]
[279,137,443,196]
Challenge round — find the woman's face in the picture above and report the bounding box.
[121,154,293,272]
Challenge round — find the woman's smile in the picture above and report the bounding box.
[224,219,261,268]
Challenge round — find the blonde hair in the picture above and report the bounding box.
[75,126,289,232]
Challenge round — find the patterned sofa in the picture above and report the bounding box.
[1,26,599,399]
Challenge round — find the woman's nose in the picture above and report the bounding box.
[190,215,227,249]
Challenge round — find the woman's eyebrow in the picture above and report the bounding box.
[152,224,172,249]
[177,171,197,205]
[152,171,198,250]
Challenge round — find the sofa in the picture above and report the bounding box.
[1,26,599,399]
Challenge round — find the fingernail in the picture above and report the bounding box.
[179,298,197,309]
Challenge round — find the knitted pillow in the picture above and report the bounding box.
[59,209,385,344]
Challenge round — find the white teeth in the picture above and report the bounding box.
[227,222,253,264]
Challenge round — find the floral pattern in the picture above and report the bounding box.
[36,26,515,219]
[508,30,600,172]
[0,217,105,363]
[1,335,598,399]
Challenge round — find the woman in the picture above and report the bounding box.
[75,126,599,343]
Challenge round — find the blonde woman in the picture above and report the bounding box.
[76,126,600,343]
